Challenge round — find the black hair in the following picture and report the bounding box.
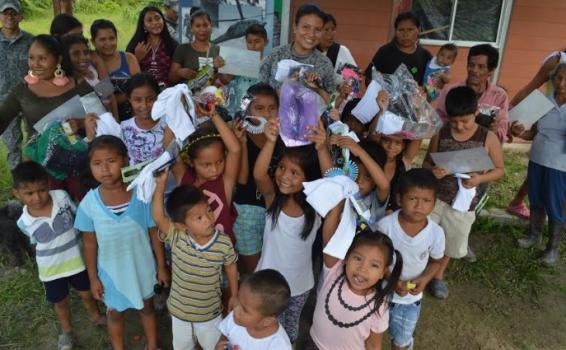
[190,9,212,26]
[31,34,73,75]
[88,135,129,159]
[323,12,337,27]
[241,269,291,317]
[445,86,478,118]
[90,19,117,41]
[125,72,160,97]
[166,185,207,223]
[439,43,458,57]
[12,161,49,189]
[341,98,362,122]
[267,144,318,240]
[394,11,420,29]
[398,168,438,197]
[245,23,268,41]
[294,4,325,25]
[50,13,83,37]
[186,126,224,160]
[126,6,178,58]
[60,34,90,74]
[468,44,499,71]
[343,229,402,315]
[247,82,279,106]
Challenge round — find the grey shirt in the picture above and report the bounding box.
[530,96,566,172]
[259,43,336,93]
[0,29,33,102]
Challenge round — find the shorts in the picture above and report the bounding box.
[429,199,475,258]
[389,300,422,348]
[233,203,265,255]
[44,270,90,303]
[528,161,566,223]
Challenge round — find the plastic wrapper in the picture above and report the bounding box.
[373,64,442,139]
[278,81,319,147]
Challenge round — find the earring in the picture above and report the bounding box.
[24,70,39,85]
[52,64,70,87]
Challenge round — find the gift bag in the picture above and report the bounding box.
[278,81,319,147]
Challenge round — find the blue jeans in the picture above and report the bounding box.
[389,300,422,348]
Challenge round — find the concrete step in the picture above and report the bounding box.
[479,207,529,225]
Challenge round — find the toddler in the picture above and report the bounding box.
[423,43,457,101]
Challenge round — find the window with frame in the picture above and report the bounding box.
[412,0,509,45]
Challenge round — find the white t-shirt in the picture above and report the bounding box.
[218,311,292,350]
[377,210,445,304]
[255,211,321,296]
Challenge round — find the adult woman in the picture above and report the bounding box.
[169,10,224,84]
[364,11,431,85]
[91,19,140,121]
[317,12,356,70]
[259,4,335,99]
[126,6,177,88]
[50,13,83,37]
[515,63,566,266]
[0,34,93,198]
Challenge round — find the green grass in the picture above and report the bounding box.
[484,150,529,209]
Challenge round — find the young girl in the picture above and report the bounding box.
[74,135,169,350]
[171,105,241,244]
[253,118,328,343]
[309,203,402,350]
[126,6,177,88]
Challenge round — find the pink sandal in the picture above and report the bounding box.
[506,202,530,220]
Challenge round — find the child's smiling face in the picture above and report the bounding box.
[274,156,306,195]
[437,48,457,67]
[130,84,158,120]
[344,244,387,295]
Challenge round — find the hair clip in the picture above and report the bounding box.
[242,116,267,134]
[186,133,221,150]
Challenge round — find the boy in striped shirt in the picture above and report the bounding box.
[152,169,238,350]
[13,161,104,350]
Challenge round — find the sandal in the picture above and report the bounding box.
[506,202,530,220]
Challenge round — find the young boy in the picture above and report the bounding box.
[423,86,504,299]
[215,269,292,350]
[377,168,445,350]
[225,23,269,118]
[13,161,104,350]
[423,43,458,102]
[152,169,238,350]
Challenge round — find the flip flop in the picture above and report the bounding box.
[506,202,530,220]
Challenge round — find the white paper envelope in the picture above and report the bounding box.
[218,46,261,79]
[509,89,554,128]
[430,147,495,174]
[351,80,382,123]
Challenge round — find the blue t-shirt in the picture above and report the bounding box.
[74,187,156,311]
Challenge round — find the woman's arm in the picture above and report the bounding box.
[125,52,141,75]
[253,119,278,207]
[510,55,560,106]
[169,62,197,83]
[83,232,104,300]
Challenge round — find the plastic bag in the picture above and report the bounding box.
[374,64,443,139]
[278,81,319,147]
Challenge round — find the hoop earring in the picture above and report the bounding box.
[24,70,39,85]
[52,64,70,87]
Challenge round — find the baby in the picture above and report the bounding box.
[423,43,458,101]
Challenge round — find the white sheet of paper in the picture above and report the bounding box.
[509,89,554,128]
[218,46,261,79]
[80,92,108,116]
[33,95,86,133]
[376,111,405,134]
[430,147,495,174]
[352,80,382,123]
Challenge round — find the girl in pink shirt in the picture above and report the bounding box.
[309,203,402,350]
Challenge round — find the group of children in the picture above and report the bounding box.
[10,6,508,350]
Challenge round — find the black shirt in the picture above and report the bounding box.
[364,41,432,85]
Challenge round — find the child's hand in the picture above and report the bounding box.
[305,119,327,150]
[462,173,482,189]
[376,90,389,112]
[339,82,353,98]
[214,339,229,350]
[329,108,340,122]
[408,277,427,295]
[84,113,99,141]
[154,168,169,188]
[232,118,246,143]
[90,278,104,301]
[510,121,526,137]
[227,296,237,312]
[432,167,448,179]
[157,266,171,288]
[331,135,363,157]
[213,56,225,69]
[264,118,279,143]
[395,280,409,297]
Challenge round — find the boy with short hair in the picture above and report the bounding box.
[423,86,504,299]
[13,161,104,350]
[377,168,445,350]
[215,269,292,350]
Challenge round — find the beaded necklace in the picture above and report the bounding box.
[324,273,377,328]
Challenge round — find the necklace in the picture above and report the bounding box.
[337,274,374,311]
[324,273,376,328]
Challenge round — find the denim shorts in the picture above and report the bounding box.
[389,300,422,348]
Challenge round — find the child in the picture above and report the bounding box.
[13,161,104,350]
[309,212,402,349]
[423,86,504,299]
[329,136,390,227]
[121,73,166,165]
[171,104,241,244]
[225,23,268,118]
[377,168,445,350]
[215,269,292,350]
[253,118,329,343]
[232,83,279,273]
[74,136,168,350]
[152,169,238,350]
[423,43,457,102]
